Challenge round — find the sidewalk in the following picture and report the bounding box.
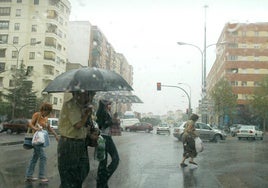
[0,132,25,146]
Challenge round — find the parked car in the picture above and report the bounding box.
[237,125,263,140]
[48,118,59,134]
[173,121,227,142]
[156,123,170,135]
[120,118,140,131]
[230,124,242,137]
[1,119,30,134]
[125,122,153,133]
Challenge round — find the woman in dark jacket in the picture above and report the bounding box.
[180,113,199,168]
[96,100,120,188]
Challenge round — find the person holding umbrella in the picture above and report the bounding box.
[96,99,120,188]
[57,90,96,188]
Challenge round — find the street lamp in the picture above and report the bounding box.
[177,41,228,94]
[0,41,41,118]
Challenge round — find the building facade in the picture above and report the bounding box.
[206,22,268,124]
[68,22,134,114]
[0,0,71,117]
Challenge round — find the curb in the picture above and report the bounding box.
[0,141,24,146]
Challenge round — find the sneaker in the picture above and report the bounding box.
[39,178,49,183]
[180,163,188,168]
[25,177,38,182]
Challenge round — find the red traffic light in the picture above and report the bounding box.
[157,82,161,91]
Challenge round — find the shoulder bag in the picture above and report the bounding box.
[23,114,41,150]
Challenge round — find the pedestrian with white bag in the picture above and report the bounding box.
[25,102,59,183]
[180,114,200,168]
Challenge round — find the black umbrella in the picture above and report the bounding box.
[42,67,133,93]
[95,91,143,104]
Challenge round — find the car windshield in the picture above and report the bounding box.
[241,126,255,130]
[159,124,168,127]
[0,1,267,188]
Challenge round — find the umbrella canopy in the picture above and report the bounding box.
[95,91,143,104]
[42,67,133,93]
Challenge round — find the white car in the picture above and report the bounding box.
[237,125,263,140]
[156,123,170,135]
[48,118,59,134]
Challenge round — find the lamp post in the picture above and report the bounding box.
[0,41,41,119]
[177,41,228,94]
[176,41,229,123]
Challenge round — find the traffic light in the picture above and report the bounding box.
[157,82,161,91]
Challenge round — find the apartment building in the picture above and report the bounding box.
[206,22,268,121]
[0,0,71,117]
[68,22,134,113]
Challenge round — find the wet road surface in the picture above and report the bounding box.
[0,131,268,188]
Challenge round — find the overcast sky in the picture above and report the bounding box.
[69,0,268,115]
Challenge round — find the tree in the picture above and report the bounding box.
[209,78,237,126]
[251,76,268,133]
[2,64,37,119]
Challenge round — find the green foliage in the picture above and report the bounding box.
[0,101,12,120]
[251,76,268,131]
[209,78,237,123]
[2,64,37,119]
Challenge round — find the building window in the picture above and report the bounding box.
[12,51,18,58]
[227,55,238,61]
[254,56,259,61]
[231,31,238,36]
[254,81,260,86]
[31,25,37,32]
[231,81,238,86]
[17,0,22,3]
[30,38,40,45]
[0,77,3,88]
[254,31,259,36]
[0,7,11,16]
[10,65,16,71]
[254,69,259,74]
[9,79,15,87]
[16,9,21,17]
[0,62,5,72]
[29,52,35,59]
[241,81,247,86]
[0,34,8,43]
[227,43,238,48]
[254,44,260,49]
[34,0,39,5]
[0,21,9,30]
[53,97,58,105]
[241,43,247,48]
[242,31,246,36]
[14,23,20,30]
[26,66,33,75]
[0,49,6,57]
[13,36,19,44]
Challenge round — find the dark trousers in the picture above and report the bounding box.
[97,135,120,188]
[58,138,89,188]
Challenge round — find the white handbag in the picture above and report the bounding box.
[32,130,45,146]
[195,137,204,153]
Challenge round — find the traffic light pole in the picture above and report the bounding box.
[160,84,192,119]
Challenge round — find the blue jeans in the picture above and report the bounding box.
[25,145,47,178]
